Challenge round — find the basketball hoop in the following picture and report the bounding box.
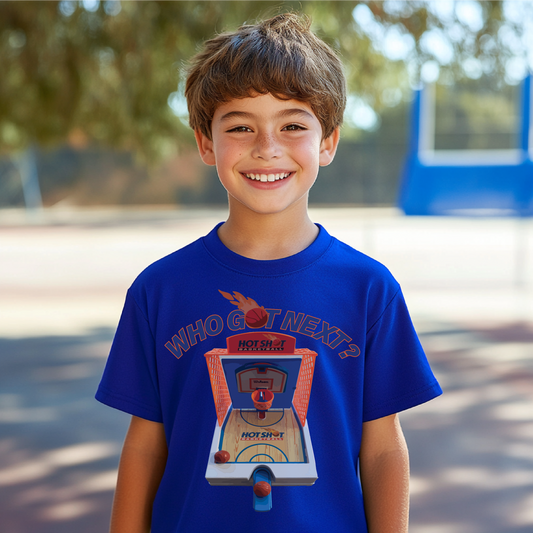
[251,389,274,419]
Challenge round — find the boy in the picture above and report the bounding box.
[96,13,442,533]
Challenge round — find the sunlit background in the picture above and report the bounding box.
[1,2,533,532]
[3,0,533,207]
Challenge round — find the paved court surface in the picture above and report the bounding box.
[1,206,532,533]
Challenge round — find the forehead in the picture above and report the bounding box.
[212,93,319,123]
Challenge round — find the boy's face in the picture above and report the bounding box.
[195,93,339,217]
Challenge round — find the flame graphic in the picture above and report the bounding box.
[219,290,269,328]
[218,290,262,314]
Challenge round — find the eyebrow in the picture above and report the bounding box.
[219,108,315,122]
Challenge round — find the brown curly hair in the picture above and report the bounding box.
[185,13,346,140]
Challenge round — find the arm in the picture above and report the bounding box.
[359,413,410,533]
[110,415,168,533]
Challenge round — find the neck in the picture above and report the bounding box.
[217,199,318,260]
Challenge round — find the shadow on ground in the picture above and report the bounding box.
[0,330,128,533]
[404,321,533,533]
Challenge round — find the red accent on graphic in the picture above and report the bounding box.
[339,344,361,358]
[214,450,230,463]
[236,367,287,393]
[245,307,268,328]
[204,348,231,426]
[219,290,270,329]
[226,332,296,354]
[241,437,283,441]
[292,349,317,426]
[205,336,316,428]
[252,389,274,410]
[253,481,271,497]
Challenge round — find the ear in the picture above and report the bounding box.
[194,130,216,166]
[319,127,340,167]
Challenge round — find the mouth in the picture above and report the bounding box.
[243,172,293,183]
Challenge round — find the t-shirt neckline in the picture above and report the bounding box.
[202,222,332,276]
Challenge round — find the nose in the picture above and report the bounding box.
[252,132,281,160]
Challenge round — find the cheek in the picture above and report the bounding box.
[297,145,321,165]
[217,142,245,162]
[288,135,322,160]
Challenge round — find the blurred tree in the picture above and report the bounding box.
[0,1,529,162]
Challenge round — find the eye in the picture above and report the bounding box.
[227,125,252,133]
[283,124,306,131]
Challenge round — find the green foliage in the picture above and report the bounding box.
[0,1,525,161]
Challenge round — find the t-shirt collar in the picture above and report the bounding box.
[202,222,333,276]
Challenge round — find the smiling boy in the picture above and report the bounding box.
[97,13,441,533]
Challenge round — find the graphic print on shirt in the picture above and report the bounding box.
[218,290,270,329]
[204,292,319,491]
[164,289,360,360]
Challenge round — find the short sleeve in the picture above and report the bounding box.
[362,289,442,422]
[95,290,163,422]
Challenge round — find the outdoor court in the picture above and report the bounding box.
[1,206,532,532]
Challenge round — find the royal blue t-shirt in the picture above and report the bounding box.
[96,223,442,532]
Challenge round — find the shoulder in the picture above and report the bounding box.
[126,234,210,308]
[318,230,402,322]
[325,233,399,289]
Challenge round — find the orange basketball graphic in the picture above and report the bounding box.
[245,307,269,328]
[219,290,270,329]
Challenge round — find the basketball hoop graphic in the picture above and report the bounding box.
[251,389,274,419]
[204,331,318,512]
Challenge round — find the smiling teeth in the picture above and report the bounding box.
[245,172,291,182]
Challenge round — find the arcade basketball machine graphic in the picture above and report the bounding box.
[205,303,318,512]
